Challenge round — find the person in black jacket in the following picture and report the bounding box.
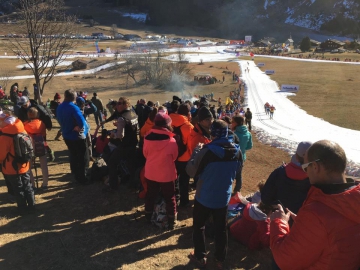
[244,108,252,131]
[17,96,52,130]
[261,141,312,217]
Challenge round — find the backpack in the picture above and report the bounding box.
[173,124,187,158]
[2,133,34,170]
[32,134,46,157]
[90,157,108,182]
[151,197,168,229]
[36,104,53,130]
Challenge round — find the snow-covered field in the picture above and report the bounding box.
[4,48,360,174]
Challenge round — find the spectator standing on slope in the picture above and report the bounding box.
[186,120,242,269]
[50,93,62,141]
[0,114,35,212]
[232,115,252,193]
[244,108,252,131]
[270,140,360,269]
[24,107,49,191]
[57,89,90,185]
[143,113,178,229]
[91,92,104,128]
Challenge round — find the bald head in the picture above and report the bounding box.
[306,140,347,174]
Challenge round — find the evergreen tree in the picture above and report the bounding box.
[300,36,311,52]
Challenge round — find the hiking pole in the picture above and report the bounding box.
[33,157,39,189]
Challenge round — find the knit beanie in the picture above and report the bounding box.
[211,120,228,138]
[54,93,61,100]
[178,103,190,116]
[76,97,85,106]
[154,113,172,127]
[198,106,213,122]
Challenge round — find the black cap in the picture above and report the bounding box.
[198,106,213,122]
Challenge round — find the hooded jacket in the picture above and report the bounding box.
[186,137,242,209]
[143,128,178,182]
[271,180,360,270]
[169,113,193,162]
[24,119,46,137]
[188,123,211,155]
[230,203,270,250]
[0,119,30,175]
[262,163,310,214]
[234,125,252,161]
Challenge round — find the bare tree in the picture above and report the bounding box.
[120,54,142,85]
[110,24,117,37]
[7,0,79,104]
[0,68,14,93]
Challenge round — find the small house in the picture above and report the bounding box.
[320,39,345,51]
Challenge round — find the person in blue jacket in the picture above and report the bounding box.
[57,89,90,184]
[186,119,242,269]
[232,115,253,193]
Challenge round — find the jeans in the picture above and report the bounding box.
[94,111,103,127]
[176,160,190,206]
[5,172,35,210]
[64,138,89,184]
[108,145,136,190]
[145,179,177,218]
[193,199,228,262]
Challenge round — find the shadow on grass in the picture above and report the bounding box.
[0,171,271,270]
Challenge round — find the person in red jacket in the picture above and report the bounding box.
[143,112,178,229]
[230,195,272,250]
[270,140,360,270]
[0,114,34,212]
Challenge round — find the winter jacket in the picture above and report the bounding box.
[91,96,104,112]
[136,104,146,128]
[24,119,46,137]
[10,89,19,104]
[169,113,193,162]
[234,125,252,161]
[261,163,310,214]
[245,111,252,120]
[186,137,242,209]
[56,101,88,140]
[0,119,30,175]
[143,128,178,182]
[140,118,154,138]
[50,100,60,117]
[188,123,211,155]
[230,203,270,250]
[271,180,360,270]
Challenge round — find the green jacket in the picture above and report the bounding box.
[234,125,252,161]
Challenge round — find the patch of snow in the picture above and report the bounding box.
[264,0,268,10]
[109,10,147,23]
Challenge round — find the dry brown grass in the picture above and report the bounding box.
[252,57,360,129]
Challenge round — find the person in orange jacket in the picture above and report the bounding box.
[169,101,193,207]
[270,140,360,270]
[0,114,34,211]
[24,107,49,191]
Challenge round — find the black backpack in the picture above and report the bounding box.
[36,104,53,130]
[173,124,187,158]
[2,132,34,170]
[90,158,108,182]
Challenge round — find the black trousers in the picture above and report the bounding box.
[108,145,136,190]
[64,138,89,184]
[193,199,228,262]
[5,172,35,210]
[175,160,190,206]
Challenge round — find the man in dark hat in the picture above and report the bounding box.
[186,119,242,268]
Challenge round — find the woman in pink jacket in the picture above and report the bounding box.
[143,112,178,228]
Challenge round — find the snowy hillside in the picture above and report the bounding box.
[260,0,360,31]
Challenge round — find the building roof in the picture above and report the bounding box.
[310,39,321,45]
[286,39,294,43]
[328,39,345,46]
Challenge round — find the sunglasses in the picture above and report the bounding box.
[301,159,320,172]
